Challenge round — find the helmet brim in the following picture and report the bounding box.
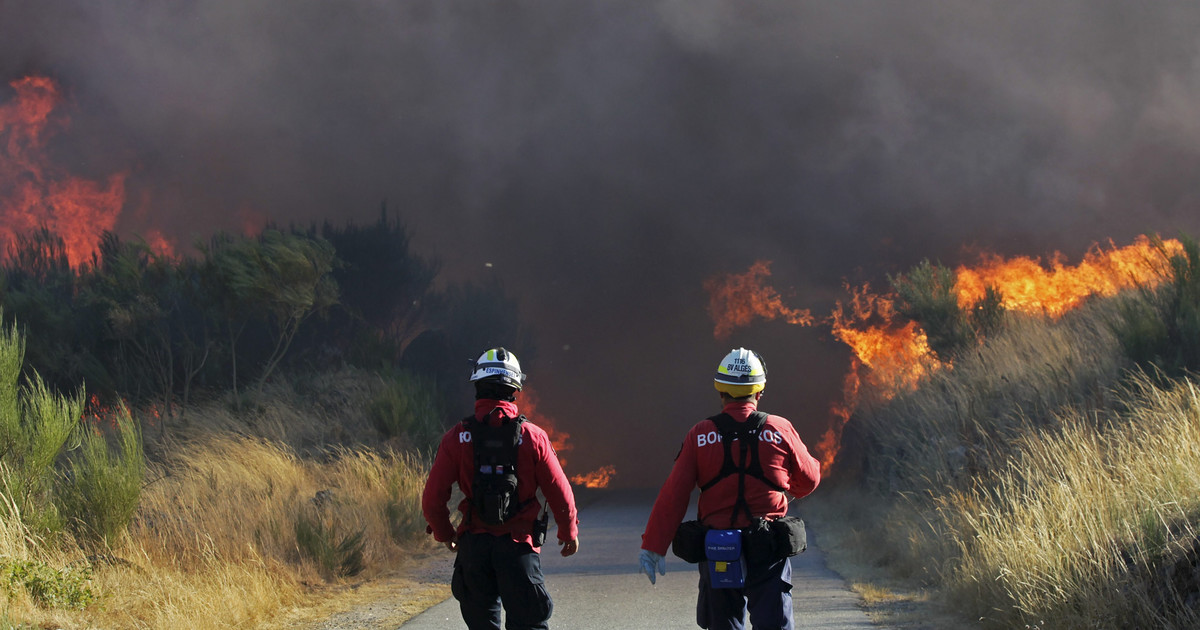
[714,382,764,397]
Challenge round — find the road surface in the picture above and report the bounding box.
[401,489,880,630]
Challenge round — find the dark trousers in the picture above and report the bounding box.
[697,555,793,630]
[451,532,553,630]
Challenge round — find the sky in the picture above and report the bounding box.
[4,1,1200,485]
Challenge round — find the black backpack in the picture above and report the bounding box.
[466,414,527,526]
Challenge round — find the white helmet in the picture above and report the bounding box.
[468,347,526,390]
[714,347,767,397]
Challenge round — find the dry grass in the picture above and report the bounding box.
[943,376,1200,628]
[804,488,972,630]
[851,301,1126,499]
[0,368,439,629]
[823,293,1200,629]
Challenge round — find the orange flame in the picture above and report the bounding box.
[705,260,814,339]
[816,364,860,476]
[141,229,177,260]
[517,385,572,466]
[570,465,617,488]
[520,385,617,488]
[705,236,1183,476]
[820,283,944,472]
[955,235,1180,317]
[1,76,128,267]
[83,393,160,429]
[829,283,943,396]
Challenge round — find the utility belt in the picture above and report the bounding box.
[671,515,807,569]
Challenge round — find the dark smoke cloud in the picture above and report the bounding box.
[4,1,1200,485]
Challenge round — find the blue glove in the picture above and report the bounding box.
[638,549,666,585]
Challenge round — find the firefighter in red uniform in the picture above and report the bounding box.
[638,348,821,630]
[423,347,580,630]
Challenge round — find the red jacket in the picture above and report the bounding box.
[640,400,821,556]
[422,399,579,550]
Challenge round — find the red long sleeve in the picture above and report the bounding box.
[641,401,821,556]
[532,425,580,543]
[421,402,579,549]
[422,427,463,543]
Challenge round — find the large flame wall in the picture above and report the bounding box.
[5,2,1200,486]
[707,236,1183,475]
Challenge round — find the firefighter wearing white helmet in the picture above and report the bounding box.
[713,347,767,398]
[422,346,580,629]
[638,347,821,630]
[468,346,527,391]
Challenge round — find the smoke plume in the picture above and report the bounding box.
[4,1,1200,485]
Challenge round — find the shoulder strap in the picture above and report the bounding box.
[466,413,525,465]
[699,411,786,528]
[465,413,529,525]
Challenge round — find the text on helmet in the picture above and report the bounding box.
[727,357,754,374]
[480,367,518,377]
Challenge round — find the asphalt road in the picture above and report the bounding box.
[400,489,881,630]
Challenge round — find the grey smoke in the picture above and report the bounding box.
[4,1,1200,484]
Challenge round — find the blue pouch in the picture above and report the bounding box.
[704,529,746,589]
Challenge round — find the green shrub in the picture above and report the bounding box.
[890,259,1007,361]
[0,559,96,609]
[56,405,145,548]
[0,320,82,534]
[1114,235,1200,376]
[375,450,430,543]
[384,465,427,543]
[384,497,423,544]
[1115,295,1170,369]
[890,259,975,360]
[969,285,1006,338]
[294,512,365,578]
[367,370,444,450]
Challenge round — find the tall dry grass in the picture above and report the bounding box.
[1,369,436,629]
[848,299,1126,510]
[817,296,1200,628]
[943,375,1200,628]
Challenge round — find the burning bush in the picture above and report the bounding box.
[889,259,1006,360]
[802,238,1200,629]
[1114,235,1200,378]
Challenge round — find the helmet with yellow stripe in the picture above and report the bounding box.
[713,347,766,397]
[469,347,526,390]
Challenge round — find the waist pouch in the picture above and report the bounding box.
[771,516,807,557]
[705,529,746,589]
[673,516,808,564]
[743,517,776,563]
[672,520,709,564]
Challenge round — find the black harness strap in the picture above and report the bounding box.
[699,411,787,528]
[465,413,529,525]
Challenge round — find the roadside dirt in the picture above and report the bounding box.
[278,548,455,630]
